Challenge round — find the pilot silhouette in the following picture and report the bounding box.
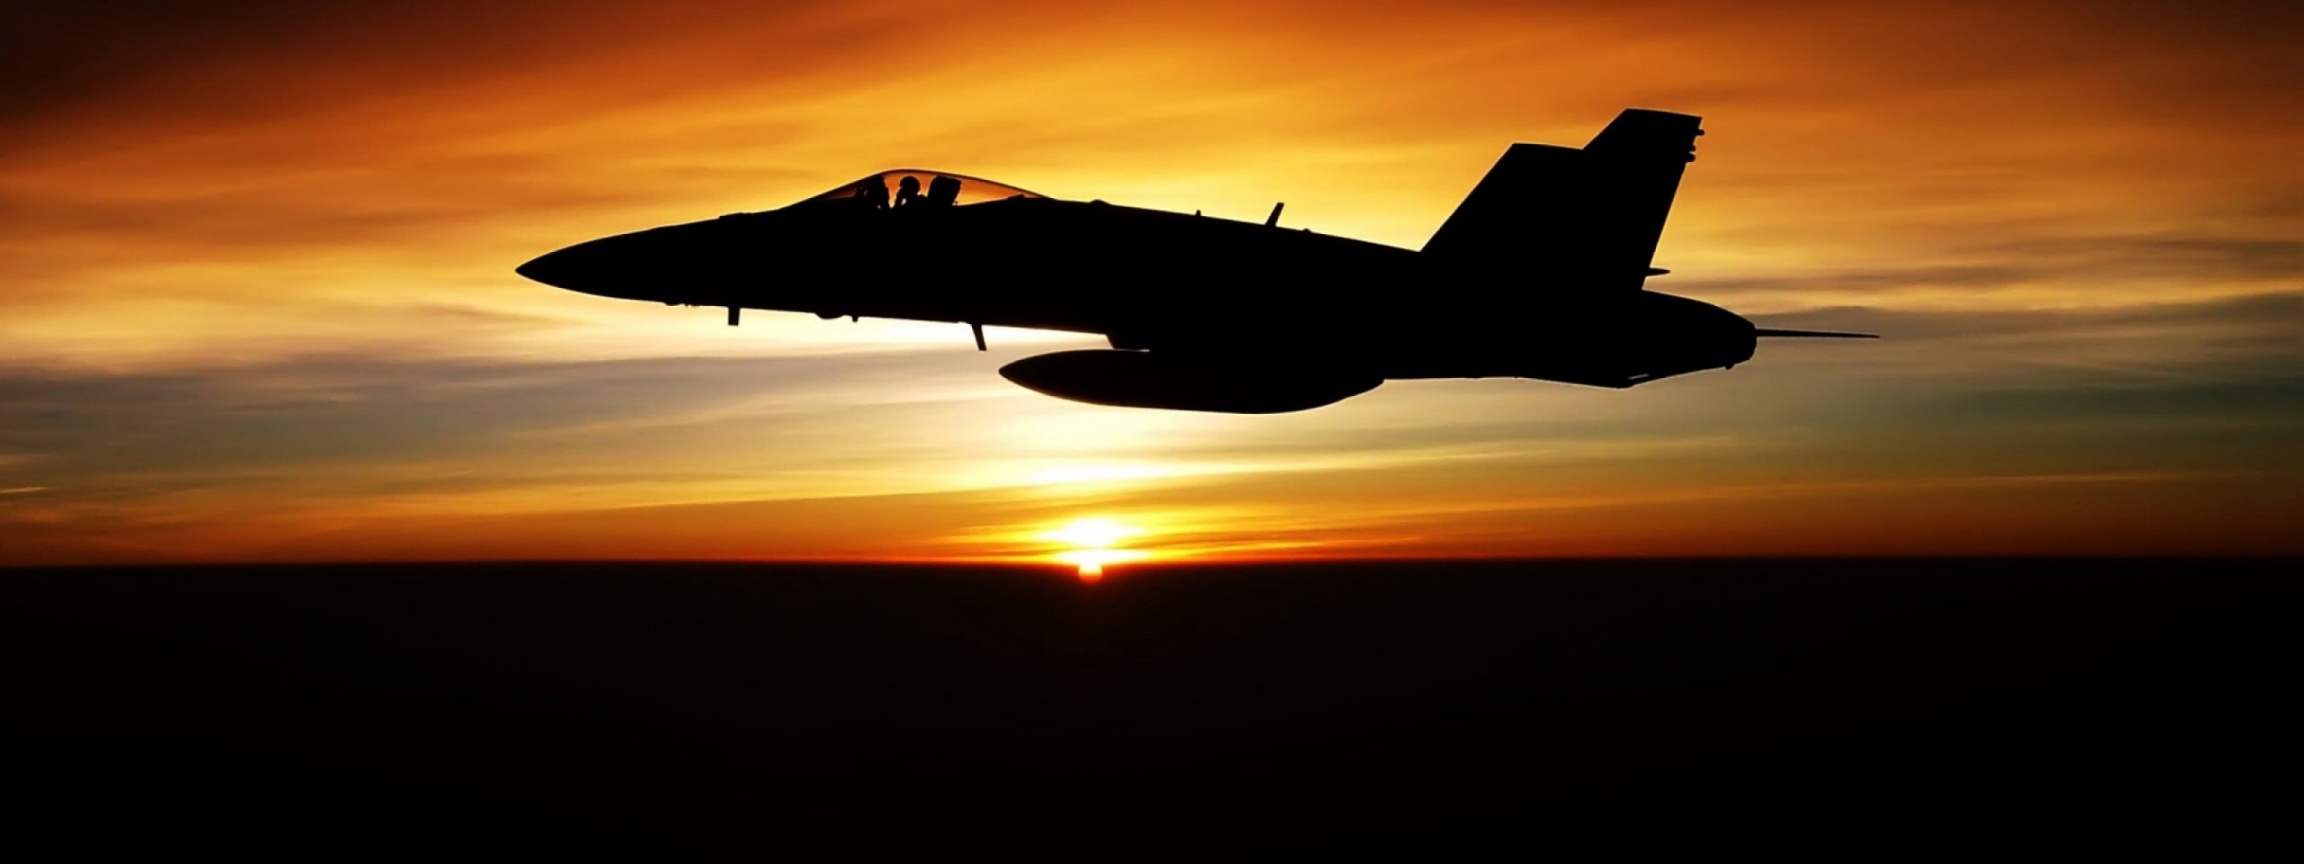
[927,175,962,207]
[858,174,890,210]
[895,175,923,208]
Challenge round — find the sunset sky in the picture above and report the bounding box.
[3,0,2298,566]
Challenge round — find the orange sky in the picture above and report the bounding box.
[3,0,2300,565]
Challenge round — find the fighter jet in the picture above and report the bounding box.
[517,108,1871,413]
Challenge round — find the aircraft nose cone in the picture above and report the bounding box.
[517,236,659,300]
[516,248,578,289]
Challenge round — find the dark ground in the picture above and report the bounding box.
[2,559,2295,856]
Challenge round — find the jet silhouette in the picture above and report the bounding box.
[518,109,1872,413]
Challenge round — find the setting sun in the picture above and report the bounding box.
[1043,517,1150,582]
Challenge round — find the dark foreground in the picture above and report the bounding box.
[4,559,2295,855]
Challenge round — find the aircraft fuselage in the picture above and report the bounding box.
[520,111,1868,412]
[520,196,1757,388]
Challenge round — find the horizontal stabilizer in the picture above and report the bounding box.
[1753,328,1878,339]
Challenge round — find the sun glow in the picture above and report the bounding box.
[1026,463,1175,487]
[1043,517,1149,582]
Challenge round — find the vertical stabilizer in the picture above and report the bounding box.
[1422,109,1703,293]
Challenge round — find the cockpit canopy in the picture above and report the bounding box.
[800,170,1045,210]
